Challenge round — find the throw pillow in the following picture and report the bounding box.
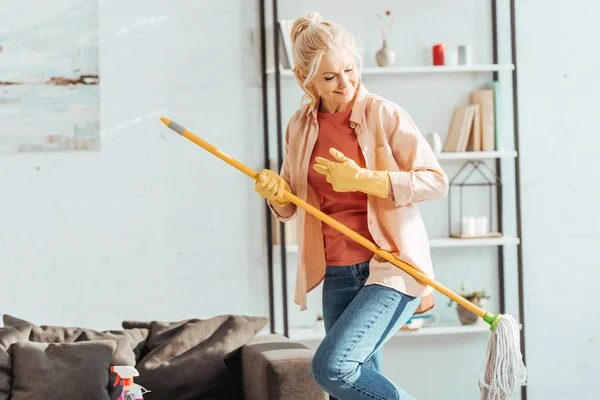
[0,325,32,400]
[122,315,268,399]
[11,340,116,400]
[2,314,148,366]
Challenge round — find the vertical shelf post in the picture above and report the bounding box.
[509,0,527,398]
[258,0,276,334]
[271,0,289,338]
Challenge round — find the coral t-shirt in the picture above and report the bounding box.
[307,106,375,266]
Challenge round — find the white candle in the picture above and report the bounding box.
[462,217,476,236]
[445,49,458,66]
[475,216,489,235]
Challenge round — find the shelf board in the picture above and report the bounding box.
[272,244,299,253]
[436,150,517,160]
[273,236,519,253]
[429,237,520,247]
[283,323,494,342]
[267,64,515,77]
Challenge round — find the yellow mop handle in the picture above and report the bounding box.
[161,117,493,323]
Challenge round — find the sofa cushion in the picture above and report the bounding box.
[10,340,115,400]
[122,315,268,399]
[0,325,32,400]
[2,314,148,366]
[2,315,149,400]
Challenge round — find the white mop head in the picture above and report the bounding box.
[478,314,527,400]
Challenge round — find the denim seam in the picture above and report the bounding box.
[337,290,403,400]
[358,264,369,285]
[356,261,370,287]
[350,263,361,281]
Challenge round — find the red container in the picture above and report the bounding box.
[432,44,446,66]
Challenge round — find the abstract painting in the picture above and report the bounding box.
[0,0,100,152]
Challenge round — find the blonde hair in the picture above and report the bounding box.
[290,12,362,106]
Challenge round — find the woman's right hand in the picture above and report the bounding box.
[254,169,291,206]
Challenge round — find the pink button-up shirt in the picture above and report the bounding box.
[269,83,449,315]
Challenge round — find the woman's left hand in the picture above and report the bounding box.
[313,147,390,198]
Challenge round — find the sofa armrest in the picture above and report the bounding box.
[241,333,327,400]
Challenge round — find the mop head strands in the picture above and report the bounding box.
[478,314,527,400]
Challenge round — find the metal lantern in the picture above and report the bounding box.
[448,160,502,239]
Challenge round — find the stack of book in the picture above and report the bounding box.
[443,88,496,152]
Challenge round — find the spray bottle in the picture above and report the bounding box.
[111,366,151,400]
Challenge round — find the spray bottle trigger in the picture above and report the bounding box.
[110,366,121,387]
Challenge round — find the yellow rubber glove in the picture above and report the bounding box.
[254,169,291,206]
[313,148,389,198]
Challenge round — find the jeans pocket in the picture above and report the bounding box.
[356,261,371,285]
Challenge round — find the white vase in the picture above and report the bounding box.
[314,319,325,332]
[375,40,396,67]
[426,132,442,154]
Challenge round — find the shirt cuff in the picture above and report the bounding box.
[268,200,297,222]
[388,171,413,207]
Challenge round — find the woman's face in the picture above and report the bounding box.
[310,46,358,112]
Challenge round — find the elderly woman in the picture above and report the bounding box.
[255,12,448,400]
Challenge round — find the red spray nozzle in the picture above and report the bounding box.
[110,366,138,387]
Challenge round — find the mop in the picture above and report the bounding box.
[160,117,527,400]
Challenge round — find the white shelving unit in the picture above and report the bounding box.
[267,64,515,76]
[276,321,523,342]
[285,323,493,342]
[261,3,526,397]
[429,237,520,247]
[436,150,517,160]
[274,236,519,254]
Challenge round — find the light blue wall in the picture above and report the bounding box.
[0,0,270,329]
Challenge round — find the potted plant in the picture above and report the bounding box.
[315,313,325,332]
[447,283,490,325]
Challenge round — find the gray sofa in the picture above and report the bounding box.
[0,313,327,400]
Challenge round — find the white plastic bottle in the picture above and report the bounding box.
[111,366,150,400]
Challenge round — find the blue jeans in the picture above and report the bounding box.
[313,261,421,400]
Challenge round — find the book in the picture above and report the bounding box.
[443,104,477,152]
[467,103,481,151]
[278,20,295,70]
[486,81,502,150]
[471,89,495,151]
